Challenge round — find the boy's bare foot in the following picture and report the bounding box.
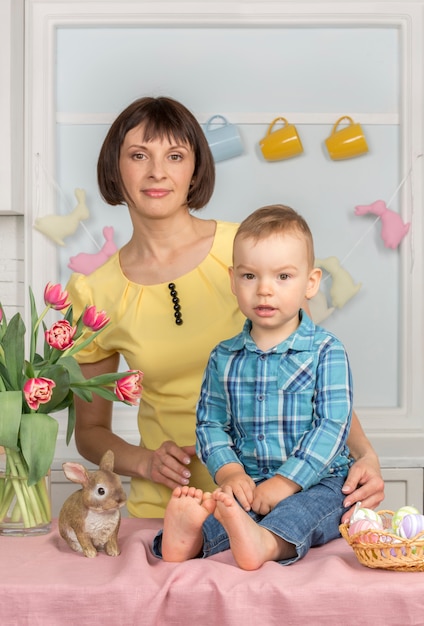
[161,486,216,562]
[213,488,295,570]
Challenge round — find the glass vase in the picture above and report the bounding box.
[0,447,52,536]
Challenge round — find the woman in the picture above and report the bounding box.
[67,96,384,519]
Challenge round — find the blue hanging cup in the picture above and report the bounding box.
[204,115,244,162]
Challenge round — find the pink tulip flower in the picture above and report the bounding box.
[23,377,56,410]
[44,282,70,311]
[82,305,110,331]
[115,371,143,405]
[45,320,77,350]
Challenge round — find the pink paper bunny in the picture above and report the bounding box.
[68,226,118,274]
[355,200,410,249]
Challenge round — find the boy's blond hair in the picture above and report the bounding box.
[234,204,315,269]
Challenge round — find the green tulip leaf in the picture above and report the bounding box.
[70,386,93,402]
[0,391,22,449]
[29,287,40,363]
[58,355,88,385]
[0,362,14,390]
[72,370,133,386]
[20,413,58,485]
[66,401,75,446]
[1,314,25,390]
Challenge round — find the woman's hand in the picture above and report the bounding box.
[341,453,385,523]
[342,410,385,523]
[145,442,195,491]
[74,356,195,490]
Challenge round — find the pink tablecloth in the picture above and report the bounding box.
[1,518,423,626]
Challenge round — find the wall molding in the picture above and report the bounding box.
[56,112,400,125]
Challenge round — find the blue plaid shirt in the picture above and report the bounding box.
[196,311,353,490]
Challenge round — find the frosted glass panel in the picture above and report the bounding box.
[56,27,399,114]
[55,25,402,409]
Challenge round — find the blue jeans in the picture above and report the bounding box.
[152,476,348,565]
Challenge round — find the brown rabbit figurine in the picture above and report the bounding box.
[59,450,127,558]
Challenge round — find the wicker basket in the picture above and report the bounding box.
[339,510,424,571]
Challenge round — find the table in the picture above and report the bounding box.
[1,518,423,625]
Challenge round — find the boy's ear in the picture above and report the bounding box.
[305,267,322,300]
[228,266,236,295]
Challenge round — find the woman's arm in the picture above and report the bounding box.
[303,301,384,520]
[341,410,385,522]
[74,355,194,490]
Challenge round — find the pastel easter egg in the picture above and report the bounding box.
[398,514,424,539]
[392,506,420,532]
[348,519,382,543]
[388,538,406,558]
[351,507,382,526]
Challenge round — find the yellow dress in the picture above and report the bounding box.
[66,221,245,517]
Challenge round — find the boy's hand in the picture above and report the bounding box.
[215,463,256,511]
[252,475,300,515]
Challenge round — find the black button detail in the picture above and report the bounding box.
[168,283,183,326]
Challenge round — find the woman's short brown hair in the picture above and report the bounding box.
[97,96,215,210]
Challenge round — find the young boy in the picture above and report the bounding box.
[152,204,353,569]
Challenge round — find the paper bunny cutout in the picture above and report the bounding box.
[315,257,362,309]
[355,200,410,249]
[68,226,118,274]
[308,290,335,324]
[34,188,90,246]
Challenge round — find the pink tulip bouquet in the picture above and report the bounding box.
[0,283,142,531]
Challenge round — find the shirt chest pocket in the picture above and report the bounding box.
[277,353,316,393]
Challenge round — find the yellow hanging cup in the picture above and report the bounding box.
[325,116,369,160]
[259,117,304,161]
